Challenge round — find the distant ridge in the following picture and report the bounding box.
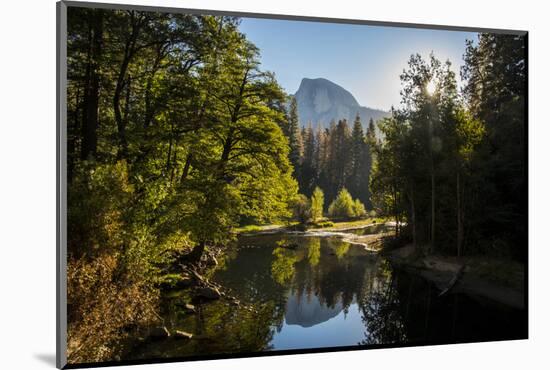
[292,77,390,131]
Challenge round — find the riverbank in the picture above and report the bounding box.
[235,218,392,252]
[386,244,525,310]
[235,217,388,235]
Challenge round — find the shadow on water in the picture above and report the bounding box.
[125,230,526,360]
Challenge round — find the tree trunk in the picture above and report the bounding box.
[170,144,178,184]
[410,185,417,250]
[180,153,192,183]
[430,166,436,251]
[80,9,103,160]
[456,171,464,257]
[429,107,436,252]
[68,87,82,183]
[113,14,140,160]
[143,46,164,129]
[393,182,399,238]
[166,131,173,172]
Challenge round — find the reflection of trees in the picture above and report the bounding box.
[145,234,527,358]
[351,223,391,236]
[129,298,283,359]
[271,247,299,285]
[306,238,321,266]
[287,237,373,313]
[358,265,408,345]
[327,238,350,259]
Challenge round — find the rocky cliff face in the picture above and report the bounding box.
[292,78,389,129]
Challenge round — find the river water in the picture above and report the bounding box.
[127,226,526,360]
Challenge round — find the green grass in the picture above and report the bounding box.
[233,224,265,233]
[233,217,389,234]
[320,217,388,231]
[233,222,299,234]
[308,221,335,229]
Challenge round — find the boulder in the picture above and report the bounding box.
[195,286,221,300]
[150,326,170,339]
[174,330,193,340]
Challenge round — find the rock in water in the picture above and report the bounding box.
[174,330,193,339]
[195,286,221,300]
[150,326,170,339]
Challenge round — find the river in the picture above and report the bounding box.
[126,225,526,360]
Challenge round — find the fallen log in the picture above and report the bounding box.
[438,264,466,297]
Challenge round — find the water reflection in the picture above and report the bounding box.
[125,232,526,360]
[284,293,343,327]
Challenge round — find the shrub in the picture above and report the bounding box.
[353,199,367,217]
[66,161,168,363]
[328,188,355,218]
[328,188,368,219]
[67,253,159,363]
[310,187,325,222]
[291,194,311,224]
[309,221,334,229]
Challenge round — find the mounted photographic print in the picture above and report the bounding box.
[56,1,528,368]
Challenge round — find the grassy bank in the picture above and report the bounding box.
[235,217,389,235]
[317,217,388,231]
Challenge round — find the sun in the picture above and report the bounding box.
[426,79,437,96]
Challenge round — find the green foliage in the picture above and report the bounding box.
[460,33,526,259]
[310,186,325,222]
[287,97,303,172]
[308,220,335,229]
[291,194,311,224]
[68,160,132,256]
[328,188,358,218]
[66,9,300,362]
[353,198,367,217]
[370,39,525,258]
[285,113,373,209]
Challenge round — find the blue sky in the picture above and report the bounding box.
[239,18,478,111]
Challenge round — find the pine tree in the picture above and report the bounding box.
[287,97,303,174]
[334,119,352,192]
[300,122,316,195]
[348,114,365,197]
[366,118,376,146]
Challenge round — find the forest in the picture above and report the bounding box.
[65,7,526,364]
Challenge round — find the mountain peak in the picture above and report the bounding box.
[296,78,360,110]
[293,77,389,129]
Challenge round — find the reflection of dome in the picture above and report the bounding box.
[284,290,343,328]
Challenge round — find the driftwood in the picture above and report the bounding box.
[438,264,466,297]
